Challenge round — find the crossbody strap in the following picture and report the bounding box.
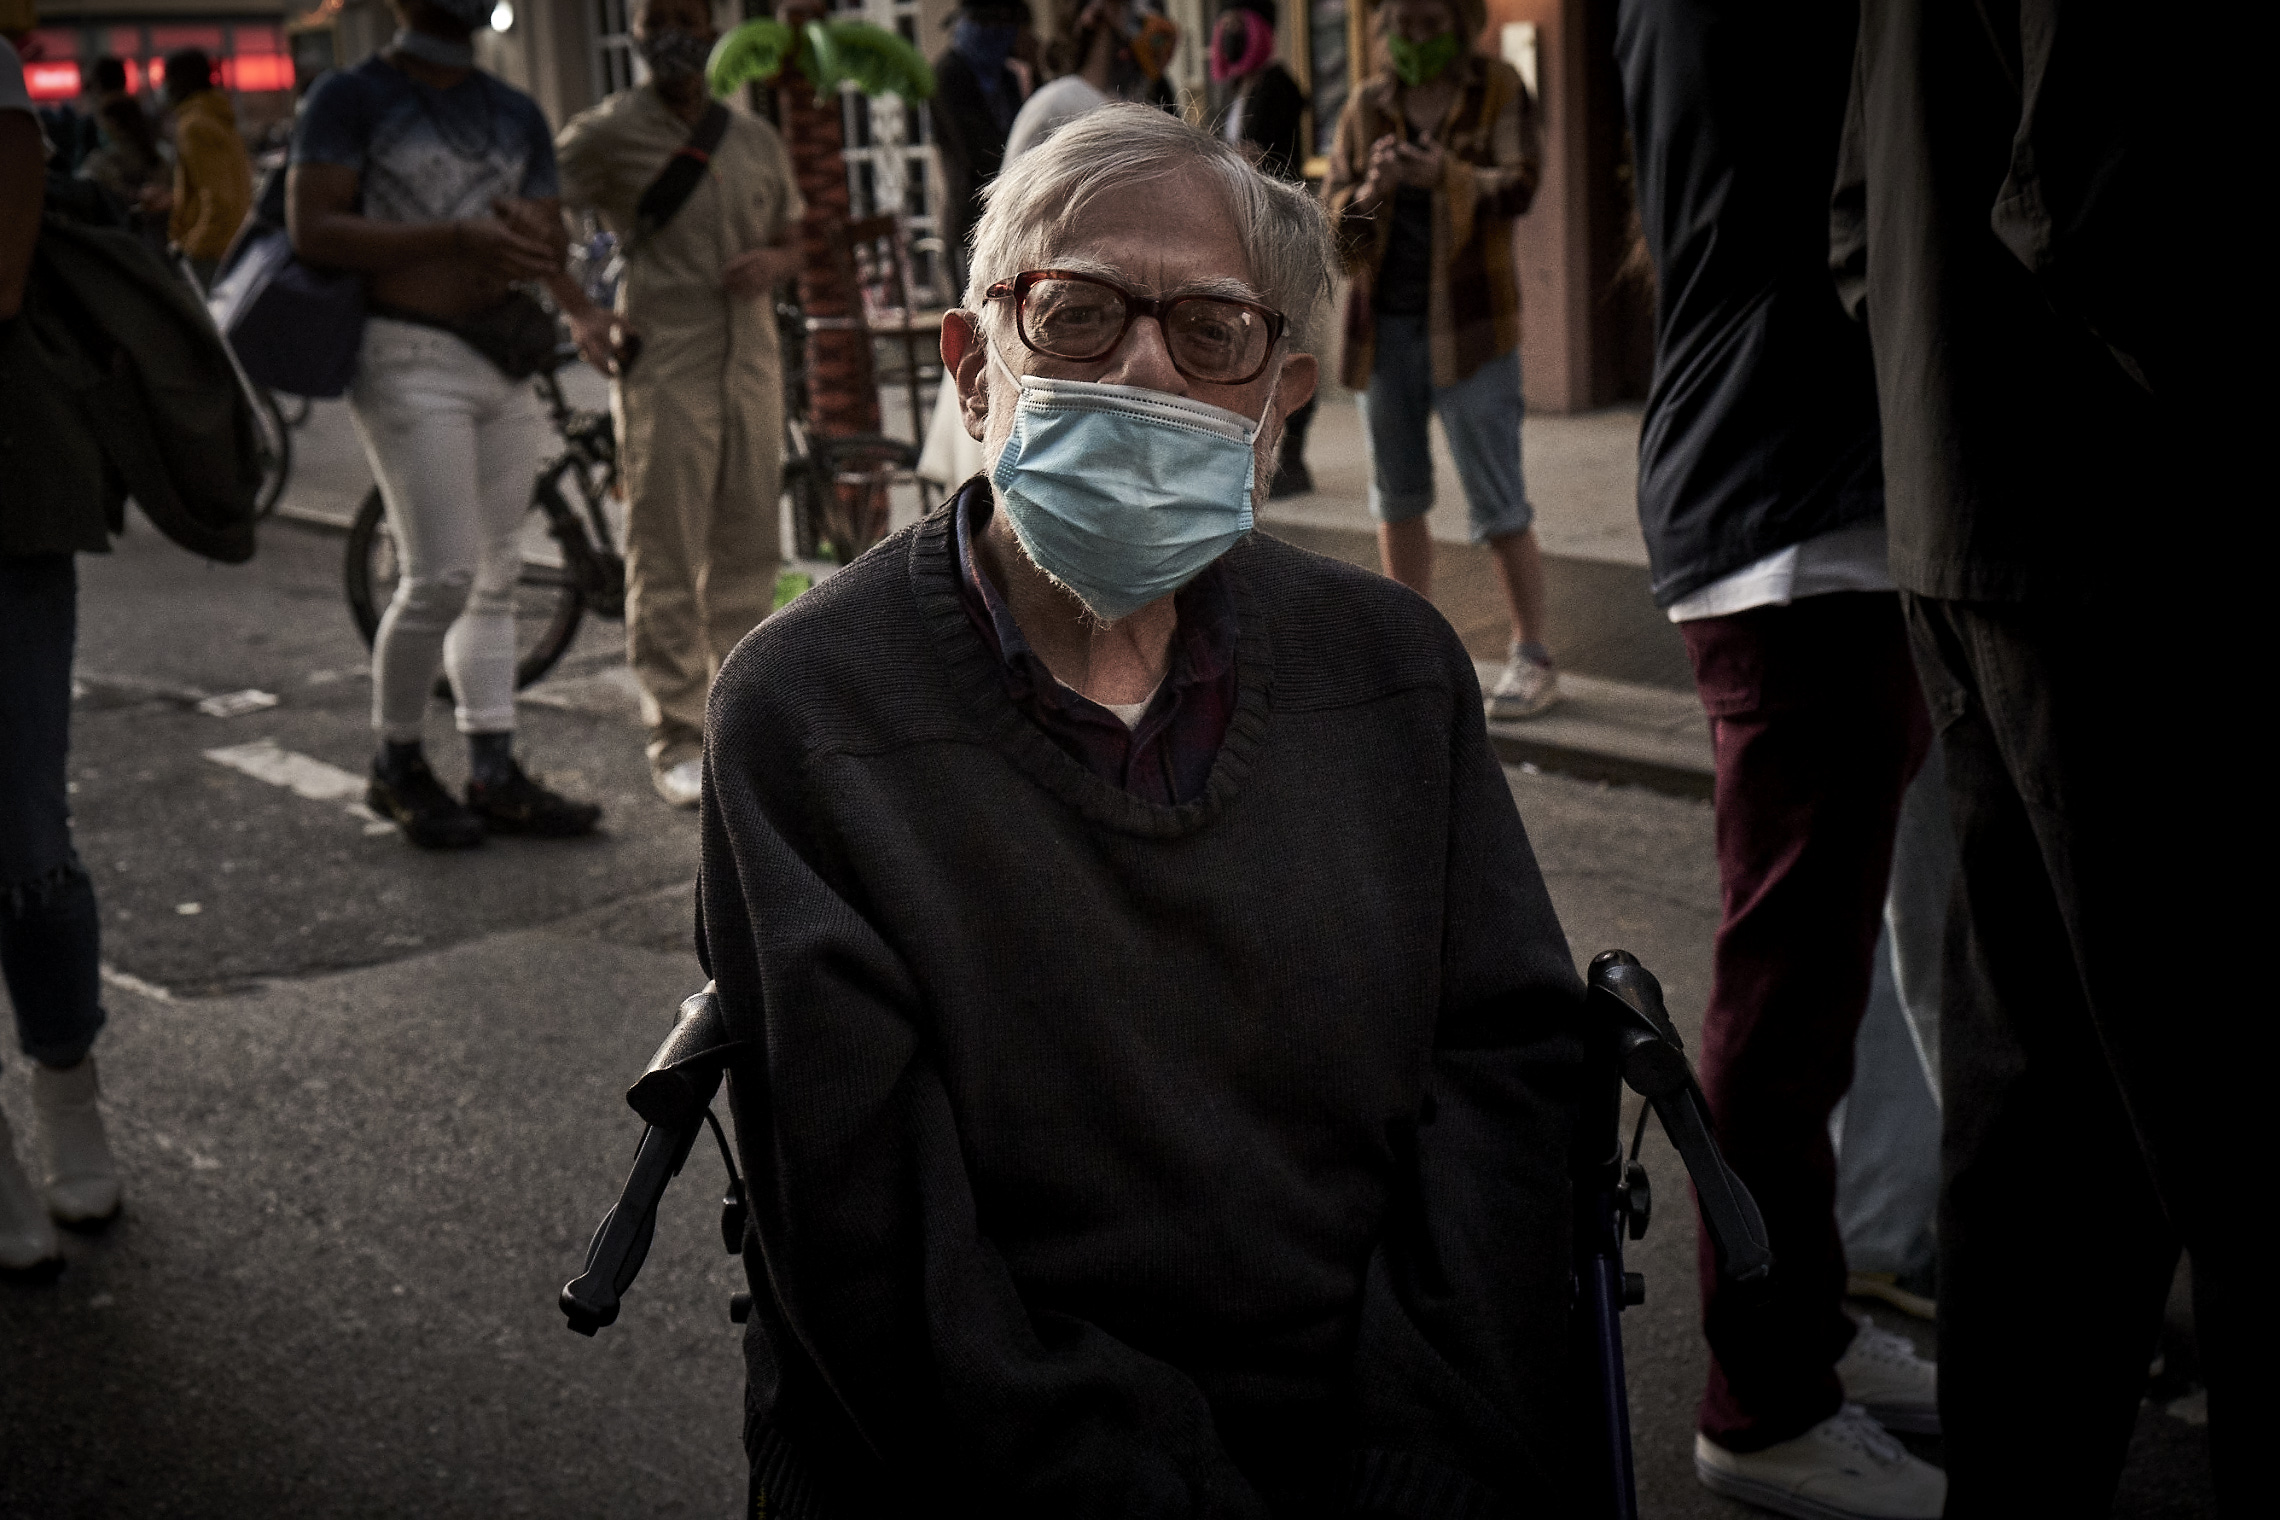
[627,100,733,254]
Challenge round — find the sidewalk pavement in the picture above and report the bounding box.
[1262,391,1712,797]
[274,376,1711,796]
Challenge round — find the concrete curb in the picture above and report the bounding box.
[1479,664,1713,799]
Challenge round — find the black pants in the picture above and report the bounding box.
[1904,594,2240,1513]
[0,553,105,1074]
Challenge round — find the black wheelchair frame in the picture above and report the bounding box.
[560,951,1770,1519]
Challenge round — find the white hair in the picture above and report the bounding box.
[964,103,1338,354]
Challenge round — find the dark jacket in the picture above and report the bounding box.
[1228,62,1307,182]
[1837,0,2184,602]
[0,186,256,562]
[699,516,1585,1516]
[928,49,1017,284]
[1616,0,1883,607]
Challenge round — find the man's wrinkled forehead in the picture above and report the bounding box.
[1038,171,1262,305]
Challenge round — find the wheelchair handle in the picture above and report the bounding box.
[561,985,750,1336]
[1587,951,1773,1285]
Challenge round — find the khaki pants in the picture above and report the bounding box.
[614,302,784,767]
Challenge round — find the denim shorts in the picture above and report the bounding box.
[1354,314,1534,543]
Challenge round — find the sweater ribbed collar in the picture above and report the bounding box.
[909,499,1275,838]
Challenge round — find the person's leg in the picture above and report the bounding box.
[1881,740,1952,1089]
[346,323,491,848]
[1681,592,1928,1452]
[1433,347,1546,651]
[704,340,786,688]
[349,323,485,750]
[617,326,727,771]
[1905,596,2211,1513]
[447,359,603,836]
[1834,749,1951,1305]
[0,555,105,1076]
[1832,922,1942,1293]
[1353,313,1436,598]
[0,553,118,1252]
[446,356,553,745]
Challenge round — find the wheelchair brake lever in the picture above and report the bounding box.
[1587,952,1773,1285]
[561,1118,700,1335]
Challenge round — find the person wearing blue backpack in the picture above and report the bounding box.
[289,0,603,849]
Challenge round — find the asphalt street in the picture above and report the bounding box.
[1,509,2213,1517]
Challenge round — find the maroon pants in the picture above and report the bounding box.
[1680,592,1929,1451]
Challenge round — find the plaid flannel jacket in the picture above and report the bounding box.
[1322,54,1542,391]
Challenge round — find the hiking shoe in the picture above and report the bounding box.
[465,761,602,838]
[1486,645,1560,720]
[368,755,485,849]
[652,756,703,810]
[1837,1317,1940,1435]
[1696,1406,1945,1520]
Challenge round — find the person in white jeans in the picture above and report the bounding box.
[353,318,555,744]
[288,0,601,847]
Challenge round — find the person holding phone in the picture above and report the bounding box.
[1323,0,1558,718]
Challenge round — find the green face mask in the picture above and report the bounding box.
[1388,30,1461,87]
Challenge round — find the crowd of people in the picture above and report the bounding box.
[2,0,2234,1516]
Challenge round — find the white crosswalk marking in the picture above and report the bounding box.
[203,740,365,801]
[203,741,393,832]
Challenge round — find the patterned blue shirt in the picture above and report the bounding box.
[292,55,558,225]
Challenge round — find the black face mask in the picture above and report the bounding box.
[638,26,713,84]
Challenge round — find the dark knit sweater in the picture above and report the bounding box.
[696,507,1586,1518]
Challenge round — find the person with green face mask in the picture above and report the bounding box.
[1322,0,1558,719]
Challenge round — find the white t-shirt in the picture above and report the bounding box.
[1003,76,1111,164]
[1664,520,1894,622]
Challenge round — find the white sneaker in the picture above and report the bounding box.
[1486,646,1560,720]
[652,757,703,809]
[2,1107,63,1278]
[32,1057,121,1225]
[1695,1406,1945,1520]
[1837,1317,1940,1435]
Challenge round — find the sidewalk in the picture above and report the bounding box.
[1264,393,1711,795]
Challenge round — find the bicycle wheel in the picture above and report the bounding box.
[343,486,587,702]
[253,386,292,518]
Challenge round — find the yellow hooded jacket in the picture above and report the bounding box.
[169,88,252,261]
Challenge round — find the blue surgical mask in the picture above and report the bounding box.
[988,342,1272,622]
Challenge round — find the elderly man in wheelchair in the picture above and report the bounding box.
[567,105,1764,1518]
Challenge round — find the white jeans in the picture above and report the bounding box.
[349,318,552,740]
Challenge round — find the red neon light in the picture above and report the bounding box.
[24,61,83,101]
[221,54,295,91]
